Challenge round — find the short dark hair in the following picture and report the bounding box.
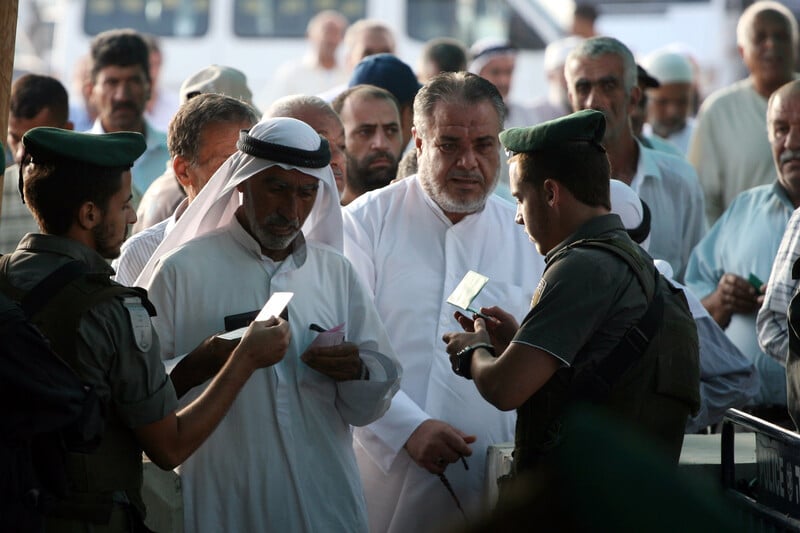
[90,28,151,83]
[422,37,468,74]
[574,4,599,23]
[168,93,260,163]
[331,84,400,116]
[10,74,69,125]
[514,142,611,209]
[22,159,125,235]
[414,71,505,138]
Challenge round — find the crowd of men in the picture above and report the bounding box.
[3,1,800,531]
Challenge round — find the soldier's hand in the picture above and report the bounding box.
[301,342,364,381]
[238,316,290,368]
[404,419,475,474]
[477,306,518,352]
[703,273,762,328]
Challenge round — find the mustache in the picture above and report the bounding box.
[112,102,138,112]
[264,214,300,229]
[450,171,485,183]
[364,151,397,166]
[780,149,800,165]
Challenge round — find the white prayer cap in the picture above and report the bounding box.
[544,36,584,72]
[609,179,651,252]
[468,38,516,75]
[136,117,342,287]
[642,50,693,84]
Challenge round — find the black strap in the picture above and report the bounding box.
[595,289,664,386]
[792,255,800,280]
[559,238,663,398]
[21,261,88,318]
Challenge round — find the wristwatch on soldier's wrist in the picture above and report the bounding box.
[453,342,496,380]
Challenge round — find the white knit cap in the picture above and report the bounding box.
[642,50,693,84]
[609,179,651,252]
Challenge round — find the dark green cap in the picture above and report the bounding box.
[22,127,146,168]
[499,109,606,153]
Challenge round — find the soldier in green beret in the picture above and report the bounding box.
[443,110,699,479]
[0,127,291,531]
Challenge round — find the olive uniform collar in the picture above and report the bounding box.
[544,214,626,265]
[15,234,115,275]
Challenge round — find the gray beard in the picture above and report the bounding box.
[417,166,498,214]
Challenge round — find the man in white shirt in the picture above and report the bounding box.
[565,36,705,281]
[642,49,696,156]
[139,117,400,532]
[343,71,545,533]
[257,10,350,108]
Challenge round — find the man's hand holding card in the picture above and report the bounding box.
[301,323,367,381]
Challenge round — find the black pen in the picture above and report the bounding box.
[309,323,326,333]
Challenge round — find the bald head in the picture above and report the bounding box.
[343,19,395,70]
[265,95,347,195]
[768,80,800,206]
[307,10,347,50]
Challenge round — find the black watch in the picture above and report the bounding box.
[453,343,495,380]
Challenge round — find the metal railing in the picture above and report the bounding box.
[721,409,800,531]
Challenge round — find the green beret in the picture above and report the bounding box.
[499,109,606,153]
[22,127,146,168]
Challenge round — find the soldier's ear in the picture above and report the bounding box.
[543,179,558,206]
[77,201,102,230]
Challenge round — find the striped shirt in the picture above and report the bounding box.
[757,206,800,365]
[113,199,187,287]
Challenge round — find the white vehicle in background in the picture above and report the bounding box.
[48,0,565,110]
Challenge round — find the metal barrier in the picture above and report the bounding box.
[721,409,800,531]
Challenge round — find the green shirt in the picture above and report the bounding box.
[4,234,177,427]
[511,214,648,369]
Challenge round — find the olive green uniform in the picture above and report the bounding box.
[510,214,694,472]
[2,233,177,531]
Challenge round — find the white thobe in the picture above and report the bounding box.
[146,219,400,533]
[342,176,545,533]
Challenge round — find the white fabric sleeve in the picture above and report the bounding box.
[353,390,431,474]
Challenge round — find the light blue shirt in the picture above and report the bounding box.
[630,142,706,282]
[685,182,795,406]
[90,119,169,197]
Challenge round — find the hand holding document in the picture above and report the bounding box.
[217,292,294,340]
[446,271,491,320]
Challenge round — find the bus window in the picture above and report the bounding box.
[84,0,209,37]
[233,0,366,38]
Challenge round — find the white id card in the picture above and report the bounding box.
[217,292,294,340]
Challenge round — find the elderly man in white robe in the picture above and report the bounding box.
[137,117,401,533]
[343,71,545,532]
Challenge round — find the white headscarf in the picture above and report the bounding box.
[609,178,651,252]
[135,117,342,287]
